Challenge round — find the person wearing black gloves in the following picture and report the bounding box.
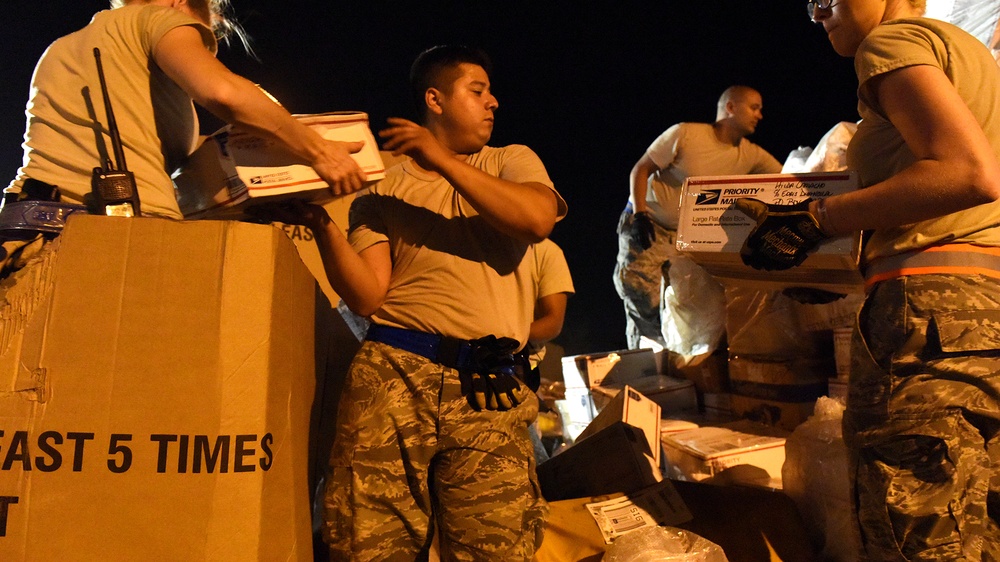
[614,86,782,355]
[255,46,566,561]
[740,0,1000,558]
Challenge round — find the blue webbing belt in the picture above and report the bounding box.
[365,324,474,371]
[0,200,89,234]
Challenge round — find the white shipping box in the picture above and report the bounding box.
[676,172,864,293]
[174,111,385,220]
[576,385,661,465]
[0,216,317,560]
[561,348,658,389]
[661,421,787,487]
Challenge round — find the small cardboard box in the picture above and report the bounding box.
[537,421,661,502]
[576,385,661,465]
[561,348,658,389]
[174,111,386,220]
[676,172,864,293]
[0,215,317,560]
[661,421,787,486]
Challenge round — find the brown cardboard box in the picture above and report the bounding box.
[0,215,317,560]
[174,112,386,220]
[676,172,864,293]
[727,356,832,431]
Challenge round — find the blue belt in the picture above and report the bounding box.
[365,324,474,371]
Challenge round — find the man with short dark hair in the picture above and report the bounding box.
[262,45,565,561]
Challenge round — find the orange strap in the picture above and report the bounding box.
[864,244,1000,289]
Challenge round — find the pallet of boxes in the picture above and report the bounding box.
[0,113,383,560]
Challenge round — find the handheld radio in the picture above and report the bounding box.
[91,47,141,217]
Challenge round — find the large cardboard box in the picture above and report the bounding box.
[174,111,386,220]
[676,172,864,293]
[0,215,317,560]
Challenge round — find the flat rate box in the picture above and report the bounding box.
[676,171,864,293]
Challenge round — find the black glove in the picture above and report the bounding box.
[734,198,826,271]
[629,211,656,250]
[781,287,848,305]
[460,335,525,411]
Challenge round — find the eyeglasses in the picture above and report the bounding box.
[807,0,838,20]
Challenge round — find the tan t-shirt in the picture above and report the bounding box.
[638,122,782,229]
[849,17,1000,260]
[349,145,566,348]
[533,238,575,301]
[9,5,216,219]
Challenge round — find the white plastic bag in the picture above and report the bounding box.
[781,396,862,561]
[661,255,726,366]
[602,526,728,562]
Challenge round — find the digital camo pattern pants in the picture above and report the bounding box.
[322,340,546,562]
[845,274,1000,561]
[612,210,675,349]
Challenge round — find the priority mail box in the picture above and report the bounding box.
[676,172,864,293]
[0,215,318,560]
[174,111,386,220]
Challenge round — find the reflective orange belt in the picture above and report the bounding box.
[863,243,1000,290]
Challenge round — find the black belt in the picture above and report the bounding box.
[365,324,476,371]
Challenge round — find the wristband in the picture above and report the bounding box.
[815,198,832,237]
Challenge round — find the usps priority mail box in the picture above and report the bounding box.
[174,111,386,220]
[676,172,864,293]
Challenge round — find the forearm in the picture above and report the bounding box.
[629,158,657,213]
[435,156,558,243]
[311,219,388,317]
[198,73,330,164]
[818,158,1000,236]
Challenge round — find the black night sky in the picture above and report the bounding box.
[3,1,861,355]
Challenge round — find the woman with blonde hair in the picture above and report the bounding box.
[8,0,365,220]
[738,0,1000,558]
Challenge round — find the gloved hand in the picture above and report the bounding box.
[629,211,656,250]
[734,198,826,271]
[460,335,526,411]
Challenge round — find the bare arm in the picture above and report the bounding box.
[379,118,559,243]
[629,153,660,213]
[250,201,391,316]
[528,293,568,345]
[816,65,1000,235]
[152,26,366,195]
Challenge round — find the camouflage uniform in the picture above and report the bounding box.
[612,209,676,349]
[844,274,1000,560]
[322,340,546,561]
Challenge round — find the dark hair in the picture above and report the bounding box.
[409,45,493,120]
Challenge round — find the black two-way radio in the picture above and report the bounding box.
[91,47,141,217]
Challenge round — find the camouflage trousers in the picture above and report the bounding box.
[612,210,676,349]
[845,274,1000,561]
[322,340,547,562]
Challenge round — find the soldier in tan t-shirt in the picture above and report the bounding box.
[261,45,566,561]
